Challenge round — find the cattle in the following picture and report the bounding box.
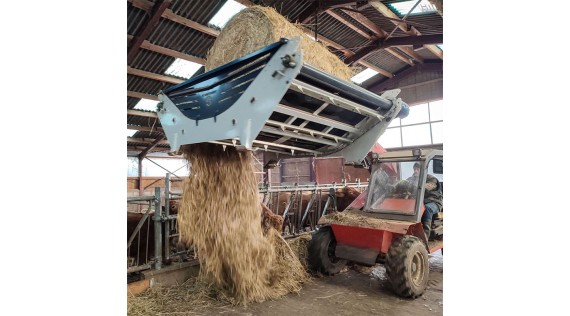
[266,186,362,216]
[127,210,155,268]
[261,203,283,234]
[127,199,187,269]
[260,186,362,232]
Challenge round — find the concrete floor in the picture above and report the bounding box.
[197,250,443,315]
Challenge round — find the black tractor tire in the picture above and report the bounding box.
[308,226,347,275]
[385,235,429,298]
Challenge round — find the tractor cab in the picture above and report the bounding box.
[365,149,443,240]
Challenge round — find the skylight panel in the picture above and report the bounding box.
[437,44,443,51]
[390,0,437,16]
[208,0,247,29]
[134,99,159,112]
[127,129,137,137]
[351,68,378,84]
[164,58,202,79]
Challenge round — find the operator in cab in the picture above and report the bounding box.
[412,162,443,240]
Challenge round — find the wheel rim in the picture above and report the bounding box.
[410,251,425,286]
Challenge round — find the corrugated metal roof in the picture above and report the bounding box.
[148,19,215,58]
[261,0,314,21]
[406,13,442,35]
[360,7,408,38]
[170,0,227,25]
[127,75,174,97]
[129,131,165,139]
[127,140,153,147]
[306,13,370,52]
[130,49,175,74]
[128,97,141,109]
[415,46,440,59]
[127,114,161,127]
[364,49,409,73]
[333,8,376,39]
[127,2,149,35]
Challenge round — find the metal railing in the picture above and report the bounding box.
[127,187,162,273]
[261,181,368,237]
[127,175,367,275]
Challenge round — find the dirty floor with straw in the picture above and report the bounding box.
[128,250,443,316]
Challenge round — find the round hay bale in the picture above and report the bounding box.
[205,5,354,81]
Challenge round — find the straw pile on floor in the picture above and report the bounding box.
[205,5,354,81]
[286,234,313,270]
[127,277,226,316]
[177,143,307,305]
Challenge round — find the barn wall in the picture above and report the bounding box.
[280,157,312,185]
[314,158,371,184]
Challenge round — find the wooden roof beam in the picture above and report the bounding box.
[127,67,184,84]
[127,125,164,132]
[142,40,206,64]
[339,8,385,35]
[425,45,443,59]
[397,46,424,63]
[128,0,171,64]
[359,61,393,78]
[127,91,159,101]
[128,109,158,118]
[326,9,374,40]
[162,10,219,37]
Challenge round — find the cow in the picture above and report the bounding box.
[261,186,362,232]
[127,210,155,268]
[266,186,362,216]
[127,199,187,269]
[261,203,283,234]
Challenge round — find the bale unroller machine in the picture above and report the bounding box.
[156,37,408,164]
[154,37,443,298]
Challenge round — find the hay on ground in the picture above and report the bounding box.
[205,5,354,81]
[286,234,312,270]
[127,277,228,316]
